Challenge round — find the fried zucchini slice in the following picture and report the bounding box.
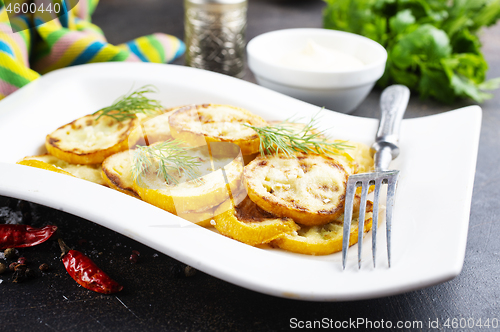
[180,190,247,227]
[18,154,106,185]
[101,150,139,198]
[169,104,268,154]
[244,153,349,226]
[128,109,177,147]
[213,194,299,246]
[177,204,218,227]
[133,143,244,214]
[271,201,373,255]
[46,114,138,164]
[17,159,75,177]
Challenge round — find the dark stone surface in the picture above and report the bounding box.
[1,0,499,331]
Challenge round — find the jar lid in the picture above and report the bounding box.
[186,0,246,4]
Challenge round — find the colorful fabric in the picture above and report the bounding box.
[0,0,185,100]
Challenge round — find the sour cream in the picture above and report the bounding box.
[279,40,365,71]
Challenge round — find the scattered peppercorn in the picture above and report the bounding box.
[17,200,31,224]
[7,198,17,210]
[170,264,184,278]
[129,253,139,264]
[132,250,140,257]
[17,200,30,213]
[12,270,25,283]
[12,263,27,283]
[25,268,36,279]
[170,264,197,278]
[4,248,17,260]
[12,271,23,283]
[15,264,27,272]
[9,262,19,271]
[17,257,27,265]
[0,262,7,274]
[39,263,49,272]
[184,265,197,277]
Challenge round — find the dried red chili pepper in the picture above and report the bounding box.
[0,225,57,250]
[58,239,123,294]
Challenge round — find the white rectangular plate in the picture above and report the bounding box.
[0,63,481,301]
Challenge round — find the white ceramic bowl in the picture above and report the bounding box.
[247,28,387,113]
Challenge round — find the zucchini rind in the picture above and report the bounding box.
[128,109,177,147]
[271,201,373,255]
[168,104,268,154]
[244,152,350,226]
[46,114,138,164]
[18,154,106,186]
[213,193,298,246]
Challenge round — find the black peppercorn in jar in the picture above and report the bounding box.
[184,0,247,78]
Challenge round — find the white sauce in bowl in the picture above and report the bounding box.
[279,40,365,71]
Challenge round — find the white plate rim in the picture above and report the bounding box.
[0,62,482,301]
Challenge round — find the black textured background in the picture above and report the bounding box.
[1,0,499,331]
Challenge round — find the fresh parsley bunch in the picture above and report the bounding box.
[323,0,500,103]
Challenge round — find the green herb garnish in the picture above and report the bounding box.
[323,0,500,103]
[95,85,163,121]
[132,140,202,185]
[244,112,352,156]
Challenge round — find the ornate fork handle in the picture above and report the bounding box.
[373,85,410,172]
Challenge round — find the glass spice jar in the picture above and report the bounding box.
[184,0,248,78]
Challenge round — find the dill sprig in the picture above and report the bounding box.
[244,112,353,156]
[94,85,163,121]
[132,140,202,185]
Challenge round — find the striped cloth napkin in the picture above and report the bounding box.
[0,0,185,100]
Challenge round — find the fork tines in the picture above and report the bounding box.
[341,170,399,269]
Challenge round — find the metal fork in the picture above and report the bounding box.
[342,85,410,269]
